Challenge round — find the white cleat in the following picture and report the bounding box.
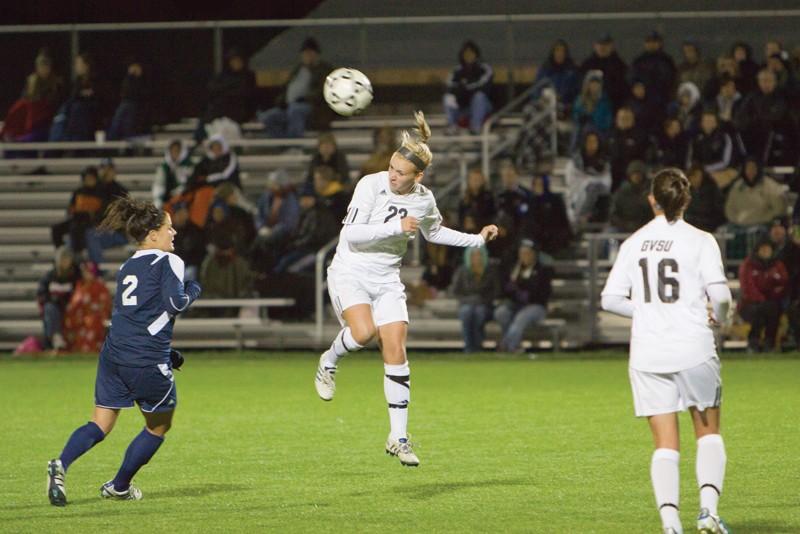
[385,436,420,467]
[47,459,66,506]
[314,354,336,401]
[100,481,143,501]
[697,508,729,533]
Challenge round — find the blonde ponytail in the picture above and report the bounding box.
[397,110,433,171]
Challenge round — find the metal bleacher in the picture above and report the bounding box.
[0,112,594,352]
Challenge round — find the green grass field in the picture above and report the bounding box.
[0,351,798,533]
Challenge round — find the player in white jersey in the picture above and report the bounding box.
[313,111,498,467]
[601,168,732,534]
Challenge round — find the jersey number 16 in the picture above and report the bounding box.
[638,258,679,303]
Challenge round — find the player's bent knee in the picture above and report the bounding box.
[350,323,376,345]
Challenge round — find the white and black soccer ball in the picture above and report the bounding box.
[323,68,373,117]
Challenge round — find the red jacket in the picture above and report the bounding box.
[738,256,789,309]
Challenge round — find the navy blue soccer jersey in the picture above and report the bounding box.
[101,249,198,367]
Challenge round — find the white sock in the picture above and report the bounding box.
[696,434,726,516]
[323,327,362,368]
[652,448,682,533]
[384,362,410,441]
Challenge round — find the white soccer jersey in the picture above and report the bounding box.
[329,171,442,284]
[601,215,727,373]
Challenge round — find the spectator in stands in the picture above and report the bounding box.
[714,74,743,126]
[51,166,104,252]
[534,39,580,118]
[667,81,702,137]
[49,52,100,142]
[631,31,677,111]
[458,167,496,233]
[626,77,662,136]
[153,140,194,208]
[571,70,612,147]
[252,170,300,273]
[199,233,254,317]
[312,165,348,222]
[208,183,256,256]
[648,117,689,169]
[36,246,79,351]
[486,212,517,272]
[763,40,785,67]
[783,222,800,349]
[273,184,339,273]
[306,132,350,184]
[735,68,797,166]
[171,201,206,281]
[725,156,789,229]
[360,126,397,176]
[63,261,112,353]
[579,34,629,110]
[496,160,533,236]
[187,134,240,190]
[607,106,648,191]
[98,158,128,208]
[422,241,456,292]
[260,37,333,138]
[684,163,726,232]
[677,41,714,92]
[609,160,652,233]
[450,246,501,353]
[703,55,740,101]
[495,239,553,353]
[84,158,130,264]
[194,47,255,142]
[738,239,788,352]
[443,40,493,135]
[1,48,64,142]
[107,58,149,140]
[766,52,798,96]
[565,129,611,225]
[522,174,572,254]
[731,42,759,95]
[687,109,737,188]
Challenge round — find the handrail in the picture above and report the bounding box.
[314,236,340,343]
[481,79,554,178]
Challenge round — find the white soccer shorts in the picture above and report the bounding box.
[629,358,722,417]
[327,271,409,327]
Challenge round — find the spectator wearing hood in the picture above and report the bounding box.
[200,233,254,317]
[450,246,501,353]
[495,239,553,353]
[725,156,789,227]
[260,37,334,138]
[648,117,689,169]
[684,163,726,233]
[607,106,648,191]
[37,246,79,350]
[444,40,493,134]
[731,42,759,95]
[522,174,572,254]
[734,68,797,166]
[687,109,737,188]
[631,31,677,111]
[579,34,629,110]
[306,131,350,184]
[738,239,788,352]
[51,166,104,252]
[667,81,702,137]
[194,48,256,142]
[571,70,613,145]
[171,201,207,281]
[534,39,580,118]
[107,59,150,140]
[565,129,611,225]
[188,134,241,190]
[2,48,64,142]
[625,77,662,136]
[153,140,194,208]
[678,41,714,92]
[609,160,652,233]
[458,167,496,233]
[49,52,101,142]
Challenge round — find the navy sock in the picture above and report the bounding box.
[111,428,164,491]
[59,421,105,471]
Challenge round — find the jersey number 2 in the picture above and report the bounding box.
[638,258,679,303]
[384,205,408,223]
[122,275,138,306]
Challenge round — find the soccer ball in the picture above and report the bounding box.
[323,68,373,116]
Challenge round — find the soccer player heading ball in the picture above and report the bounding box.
[601,168,732,533]
[314,111,498,466]
[47,197,202,506]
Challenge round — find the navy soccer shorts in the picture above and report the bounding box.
[94,356,177,413]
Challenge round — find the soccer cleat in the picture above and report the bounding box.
[100,481,143,501]
[314,354,336,401]
[697,508,729,534]
[664,529,681,534]
[385,436,420,467]
[47,459,66,506]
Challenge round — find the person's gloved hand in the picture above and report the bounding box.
[185,280,202,301]
[169,348,184,370]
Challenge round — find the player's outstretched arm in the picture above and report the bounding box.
[422,223,497,248]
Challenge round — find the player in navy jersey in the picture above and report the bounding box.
[47,197,202,506]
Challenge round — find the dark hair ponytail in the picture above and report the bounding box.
[652,168,691,222]
[98,196,164,243]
